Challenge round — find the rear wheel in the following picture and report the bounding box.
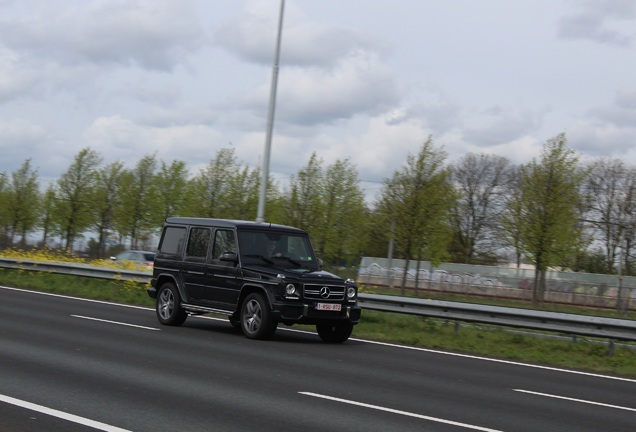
[156,283,187,326]
[316,322,353,343]
[240,293,277,340]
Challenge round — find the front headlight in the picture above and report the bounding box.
[347,286,357,299]
[285,283,297,296]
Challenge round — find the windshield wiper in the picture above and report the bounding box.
[243,254,274,264]
[273,256,303,267]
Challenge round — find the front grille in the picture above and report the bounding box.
[303,284,345,301]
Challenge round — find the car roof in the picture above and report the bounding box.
[164,217,307,234]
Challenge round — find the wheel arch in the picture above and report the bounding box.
[237,283,272,311]
[154,273,186,300]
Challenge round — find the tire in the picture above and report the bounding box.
[240,293,277,340]
[156,282,187,326]
[316,322,353,343]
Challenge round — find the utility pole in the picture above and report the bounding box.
[256,0,285,223]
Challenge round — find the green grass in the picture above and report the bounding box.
[1,267,635,378]
[0,268,154,307]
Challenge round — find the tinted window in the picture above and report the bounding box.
[212,229,236,260]
[159,227,186,255]
[187,228,210,258]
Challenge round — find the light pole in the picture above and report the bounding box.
[256,0,285,223]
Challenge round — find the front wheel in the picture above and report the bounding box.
[240,293,277,340]
[156,283,187,326]
[316,322,353,343]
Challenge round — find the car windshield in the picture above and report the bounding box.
[238,230,318,268]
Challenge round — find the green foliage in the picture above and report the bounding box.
[91,161,124,257]
[40,184,57,248]
[5,159,40,246]
[115,154,159,249]
[54,148,103,250]
[0,172,9,248]
[4,136,636,279]
[155,160,189,221]
[283,152,325,230]
[377,137,455,291]
[184,148,263,220]
[516,134,587,303]
[278,154,367,266]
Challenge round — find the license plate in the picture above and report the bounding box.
[316,303,341,311]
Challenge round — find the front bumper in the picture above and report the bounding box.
[273,302,362,325]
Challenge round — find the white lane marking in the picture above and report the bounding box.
[3,285,635,384]
[0,393,133,432]
[344,338,636,384]
[300,392,504,432]
[513,389,636,412]
[71,315,159,331]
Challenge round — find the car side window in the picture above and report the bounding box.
[186,227,210,261]
[212,229,236,260]
[159,227,186,255]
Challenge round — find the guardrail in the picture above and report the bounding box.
[1,258,635,342]
[357,294,636,342]
[0,258,151,282]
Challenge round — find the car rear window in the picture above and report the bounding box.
[159,226,186,255]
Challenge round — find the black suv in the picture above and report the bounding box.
[148,217,361,343]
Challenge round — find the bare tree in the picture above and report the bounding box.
[449,153,512,263]
[499,165,524,266]
[584,158,636,273]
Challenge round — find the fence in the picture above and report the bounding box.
[357,257,635,311]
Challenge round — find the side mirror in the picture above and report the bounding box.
[317,258,323,269]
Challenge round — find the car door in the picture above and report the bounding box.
[204,228,239,307]
[181,226,211,302]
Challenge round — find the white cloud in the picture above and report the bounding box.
[82,115,225,172]
[0,0,205,70]
[558,0,636,46]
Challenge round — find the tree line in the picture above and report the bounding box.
[1,133,635,302]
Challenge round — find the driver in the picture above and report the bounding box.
[265,240,281,257]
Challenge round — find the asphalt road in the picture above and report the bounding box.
[0,285,634,432]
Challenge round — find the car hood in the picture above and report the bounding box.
[243,265,345,284]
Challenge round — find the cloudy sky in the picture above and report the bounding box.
[1,0,635,203]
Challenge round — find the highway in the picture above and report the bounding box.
[0,285,634,432]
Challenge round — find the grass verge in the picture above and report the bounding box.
[1,267,635,378]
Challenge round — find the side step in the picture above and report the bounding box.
[181,303,234,316]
